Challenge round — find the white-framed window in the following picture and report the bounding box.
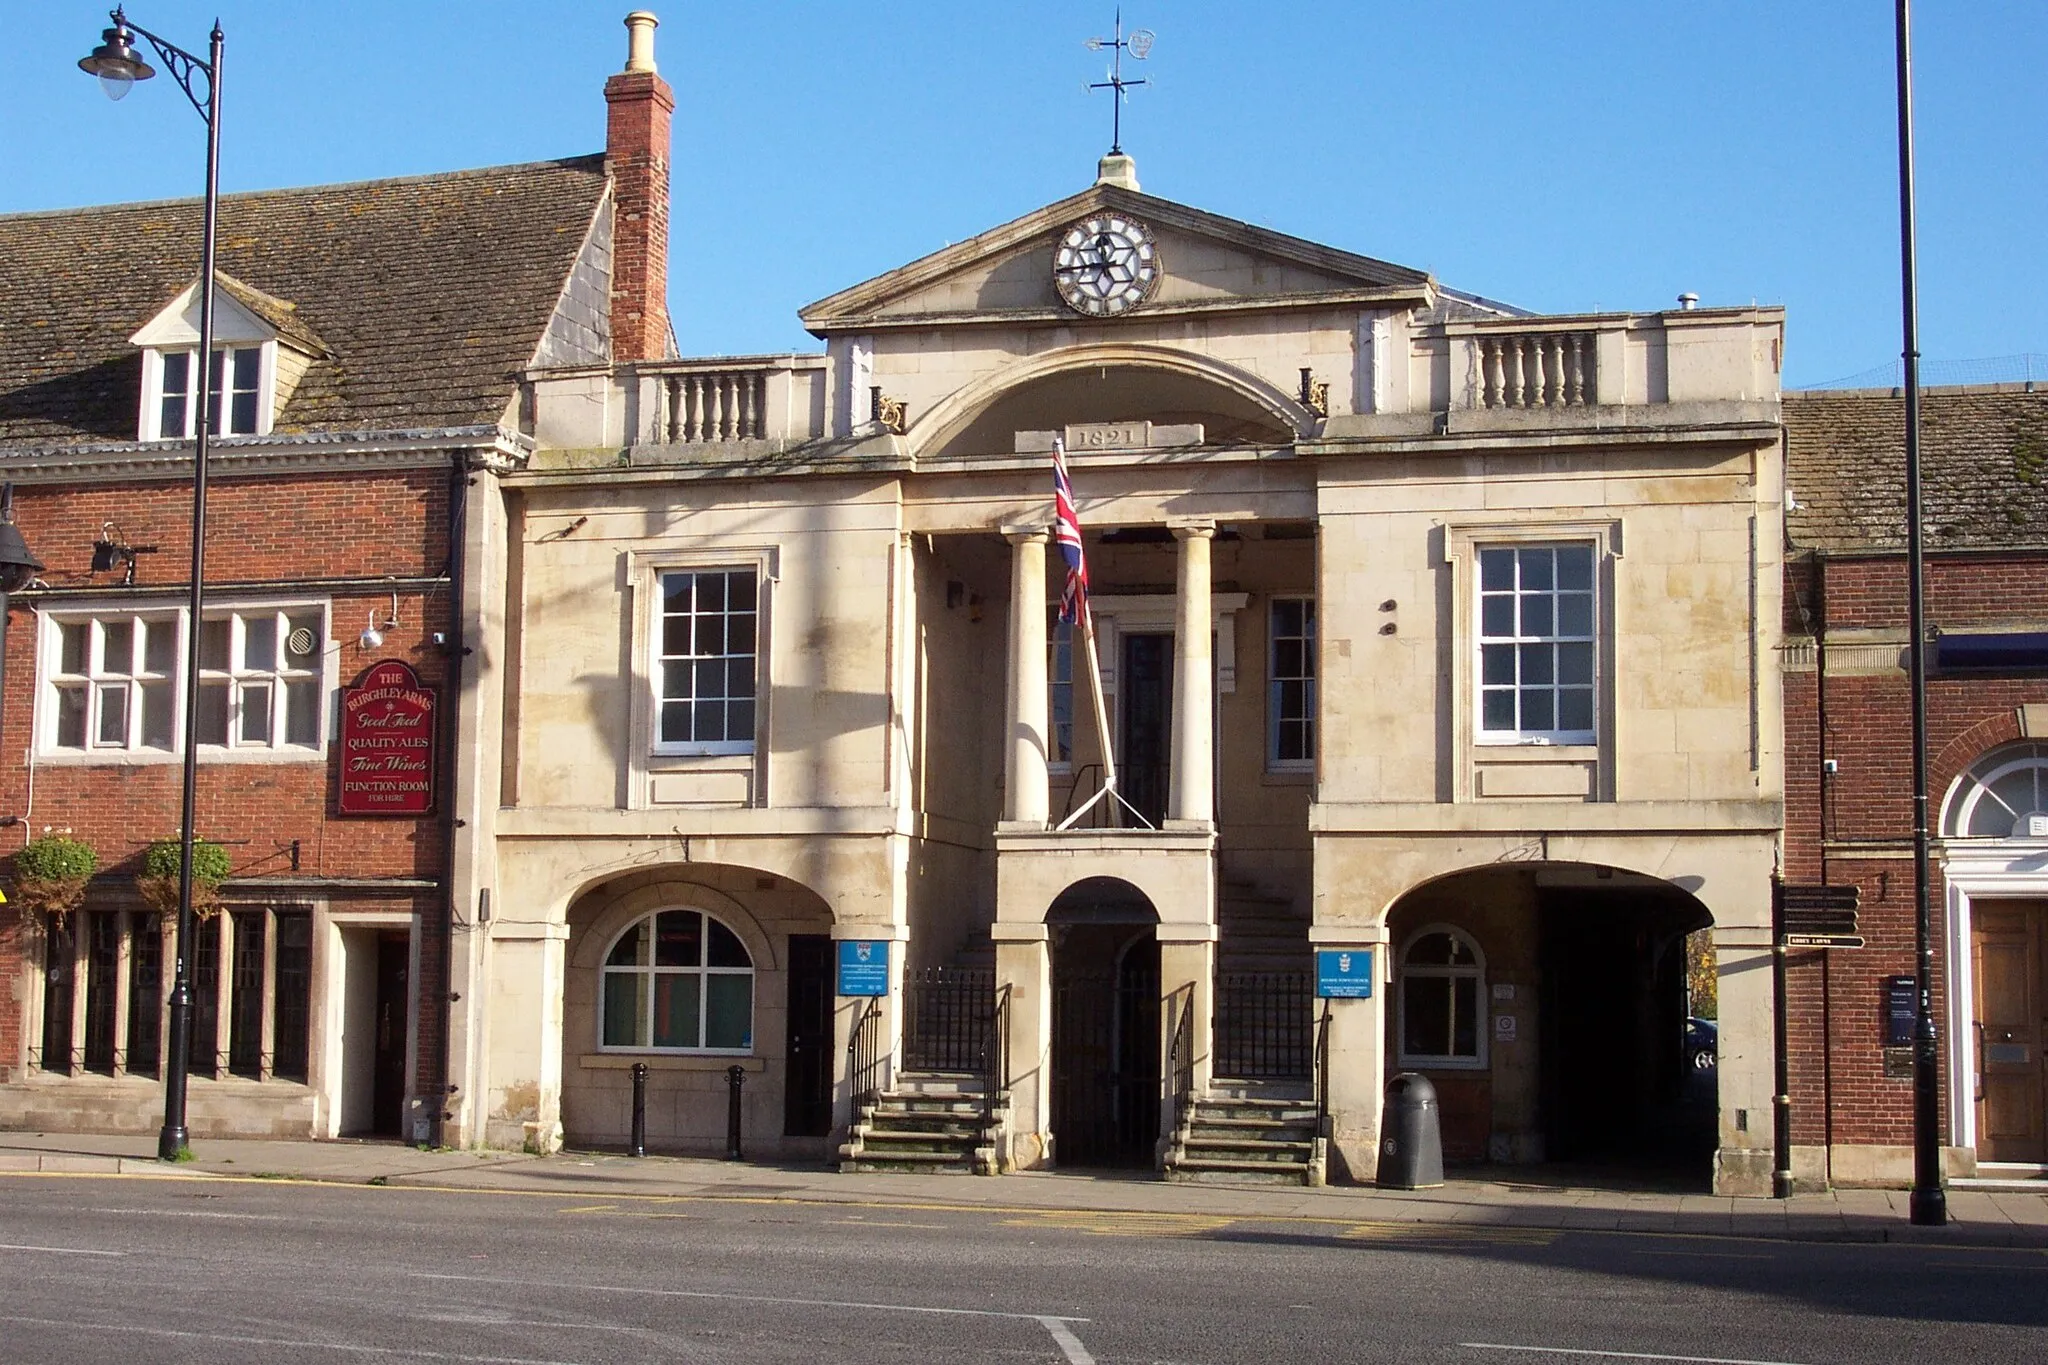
[654,568,758,755]
[40,604,327,759]
[600,909,755,1053]
[48,612,181,752]
[142,344,271,441]
[1049,611,1074,769]
[196,608,325,749]
[1268,596,1316,767]
[1477,543,1596,744]
[1398,926,1487,1069]
[1942,741,2048,839]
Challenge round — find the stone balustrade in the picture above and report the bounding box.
[1476,331,1596,410]
[658,367,769,442]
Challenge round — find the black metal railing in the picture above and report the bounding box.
[1313,1001,1333,1138]
[847,995,885,1108]
[903,967,994,1072]
[1166,983,1195,1141]
[27,1043,164,1079]
[1214,972,1312,1079]
[982,983,1012,1132]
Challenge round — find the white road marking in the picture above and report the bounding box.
[88,1206,282,1221]
[1039,1315,1097,1364]
[0,1243,123,1257]
[0,1315,576,1364]
[1463,1344,1813,1365]
[413,1270,1087,1323]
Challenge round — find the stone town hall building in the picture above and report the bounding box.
[5,13,1804,1194]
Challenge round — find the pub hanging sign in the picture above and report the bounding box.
[338,660,437,816]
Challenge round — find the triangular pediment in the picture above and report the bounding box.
[128,273,331,356]
[799,183,1436,334]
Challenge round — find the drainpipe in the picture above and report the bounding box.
[430,454,471,1149]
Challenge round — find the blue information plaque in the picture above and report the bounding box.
[1316,948,1374,999]
[837,940,890,996]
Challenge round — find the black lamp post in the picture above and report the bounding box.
[0,487,46,791]
[80,7,224,1164]
[1893,0,1947,1228]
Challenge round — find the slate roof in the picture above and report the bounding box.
[0,156,610,445]
[1784,388,2048,553]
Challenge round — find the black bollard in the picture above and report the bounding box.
[630,1061,648,1158]
[725,1064,746,1161]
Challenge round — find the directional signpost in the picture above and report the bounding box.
[1776,883,1864,949]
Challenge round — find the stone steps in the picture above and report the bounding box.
[837,1073,1009,1177]
[1162,1093,1325,1187]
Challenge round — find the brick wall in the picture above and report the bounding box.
[1782,549,2048,1148]
[0,462,458,1093]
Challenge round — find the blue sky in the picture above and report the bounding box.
[4,2,2043,387]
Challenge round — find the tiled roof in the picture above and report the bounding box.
[0,156,609,445]
[1784,388,2048,552]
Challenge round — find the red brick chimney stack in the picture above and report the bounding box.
[605,11,673,361]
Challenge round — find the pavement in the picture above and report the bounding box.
[4,1127,2047,1249]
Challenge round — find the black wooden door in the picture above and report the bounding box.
[1121,632,1173,827]
[372,934,409,1137]
[1052,936,1161,1166]
[784,934,835,1137]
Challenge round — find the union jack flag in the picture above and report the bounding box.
[1052,440,1088,624]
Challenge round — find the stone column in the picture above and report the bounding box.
[1004,528,1051,827]
[1157,923,1217,1149]
[993,924,1053,1170]
[484,918,569,1153]
[1313,924,1391,1184]
[1169,521,1215,826]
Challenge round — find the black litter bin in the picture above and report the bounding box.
[1375,1072,1444,1189]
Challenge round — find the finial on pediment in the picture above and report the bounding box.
[1084,9,1154,159]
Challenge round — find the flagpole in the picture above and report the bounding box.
[1051,438,1139,831]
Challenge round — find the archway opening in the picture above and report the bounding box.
[560,864,836,1158]
[931,363,1296,460]
[1048,877,1161,1168]
[1384,863,1715,1187]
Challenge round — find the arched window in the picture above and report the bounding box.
[1942,741,2048,840]
[601,909,754,1053]
[1399,927,1486,1069]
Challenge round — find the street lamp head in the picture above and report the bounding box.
[0,487,43,595]
[79,13,156,101]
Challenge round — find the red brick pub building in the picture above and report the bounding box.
[1782,385,2048,1187]
[0,127,645,1139]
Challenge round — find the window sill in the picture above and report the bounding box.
[581,1053,765,1071]
[1473,739,1597,755]
[1397,1056,1488,1072]
[648,749,756,768]
[1262,766,1314,785]
[33,748,326,767]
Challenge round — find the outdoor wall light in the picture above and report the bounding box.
[90,523,158,586]
[359,592,401,650]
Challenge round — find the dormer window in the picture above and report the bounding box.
[153,346,267,439]
[129,273,324,444]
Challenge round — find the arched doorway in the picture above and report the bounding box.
[1049,876,1161,1167]
[1384,862,1715,1181]
[1941,741,2048,1164]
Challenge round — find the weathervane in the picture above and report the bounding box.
[1086,9,1154,155]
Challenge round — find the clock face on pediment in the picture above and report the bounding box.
[1053,213,1162,317]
